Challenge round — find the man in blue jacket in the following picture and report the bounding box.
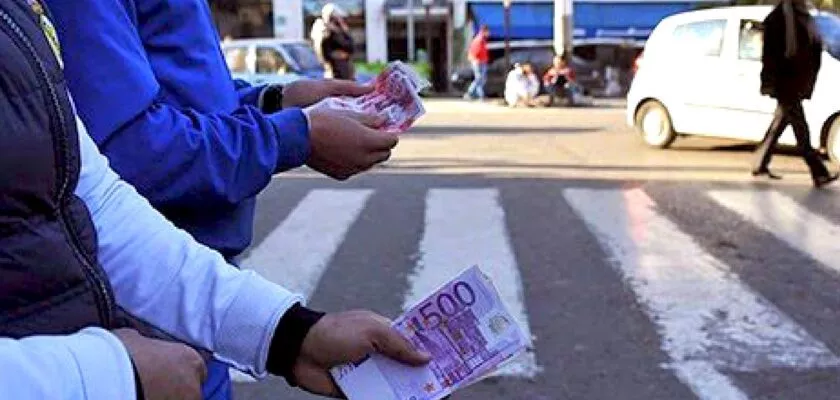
[43,0,399,398]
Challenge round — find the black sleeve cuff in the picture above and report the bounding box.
[266,303,325,385]
[259,84,285,114]
[130,358,145,400]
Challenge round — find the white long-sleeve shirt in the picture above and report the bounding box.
[504,67,541,107]
[0,117,303,399]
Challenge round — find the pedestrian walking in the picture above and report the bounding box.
[752,0,838,187]
[464,25,490,101]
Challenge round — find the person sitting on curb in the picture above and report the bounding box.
[543,55,577,107]
[505,63,541,108]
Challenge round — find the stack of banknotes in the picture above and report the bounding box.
[330,266,528,400]
[309,61,430,132]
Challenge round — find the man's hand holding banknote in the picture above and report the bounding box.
[300,61,430,180]
[329,266,529,400]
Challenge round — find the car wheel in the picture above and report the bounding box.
[635,101,677,149]
[826,117,840,164]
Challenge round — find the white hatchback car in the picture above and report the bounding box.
[627,6,840,162]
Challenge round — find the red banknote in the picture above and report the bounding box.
[309,61,430,132]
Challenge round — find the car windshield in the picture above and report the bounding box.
[816,13,840,60]
[284,43,323,71]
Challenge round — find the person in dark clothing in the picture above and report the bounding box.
[319,3,355,80]
[752,0,838,187]
[543,55,576,106]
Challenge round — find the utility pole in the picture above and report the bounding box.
[554,0,573,59]
[503,0,511,70]
[407,0,416,62]
[423,0,433,63]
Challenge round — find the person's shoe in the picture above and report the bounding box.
[751,169,783,180]
[814,173,840,188]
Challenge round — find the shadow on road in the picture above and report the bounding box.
[412,126,603,135]
[379,157,806,175]
[670,140,814,158]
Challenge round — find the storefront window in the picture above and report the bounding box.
[211,0,274,40]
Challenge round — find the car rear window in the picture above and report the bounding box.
[670,19,727,58]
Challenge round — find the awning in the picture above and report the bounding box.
[469,1,702,45]
[573,2,695,45]
[470,3,554,41]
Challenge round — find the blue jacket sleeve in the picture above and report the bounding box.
[234,79,268,107]
[48,0,310,210]
[99,103,310,208]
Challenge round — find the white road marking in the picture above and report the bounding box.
[707,190,840,274]
[232,189,373,382]
[563,188,839,399]
[671,361,749,400]
[406,188,540,378]
[238,189,373,298]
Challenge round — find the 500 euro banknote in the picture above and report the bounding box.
[330,266,528,400]
[309,61,430,133]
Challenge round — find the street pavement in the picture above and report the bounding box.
[233,99,840,400]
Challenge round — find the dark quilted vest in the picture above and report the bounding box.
[0,0,117,337]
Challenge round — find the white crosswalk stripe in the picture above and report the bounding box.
[239,189,373,298]
[233,186,840,397]
[563,188,840,400]
[707,190,840,275]
[407,188,539,378]
[232,189,373,383]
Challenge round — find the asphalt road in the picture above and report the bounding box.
[233,99,840,400]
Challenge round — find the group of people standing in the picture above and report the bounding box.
[0,0,427,398]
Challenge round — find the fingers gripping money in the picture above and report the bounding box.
[307,61,430,133]
[331,266,529,400]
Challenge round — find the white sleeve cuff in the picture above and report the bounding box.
[67,328,137,400]
[214,271,304,377]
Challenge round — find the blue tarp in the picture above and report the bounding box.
[470,2,698,43]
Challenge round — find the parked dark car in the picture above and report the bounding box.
[451,44,602,97]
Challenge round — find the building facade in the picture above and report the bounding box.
[211,0,730,91]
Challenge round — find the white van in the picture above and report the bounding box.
[627,6,840,162]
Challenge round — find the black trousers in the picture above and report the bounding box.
[752,99,829,180]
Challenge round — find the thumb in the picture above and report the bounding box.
[372,327,431,367]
